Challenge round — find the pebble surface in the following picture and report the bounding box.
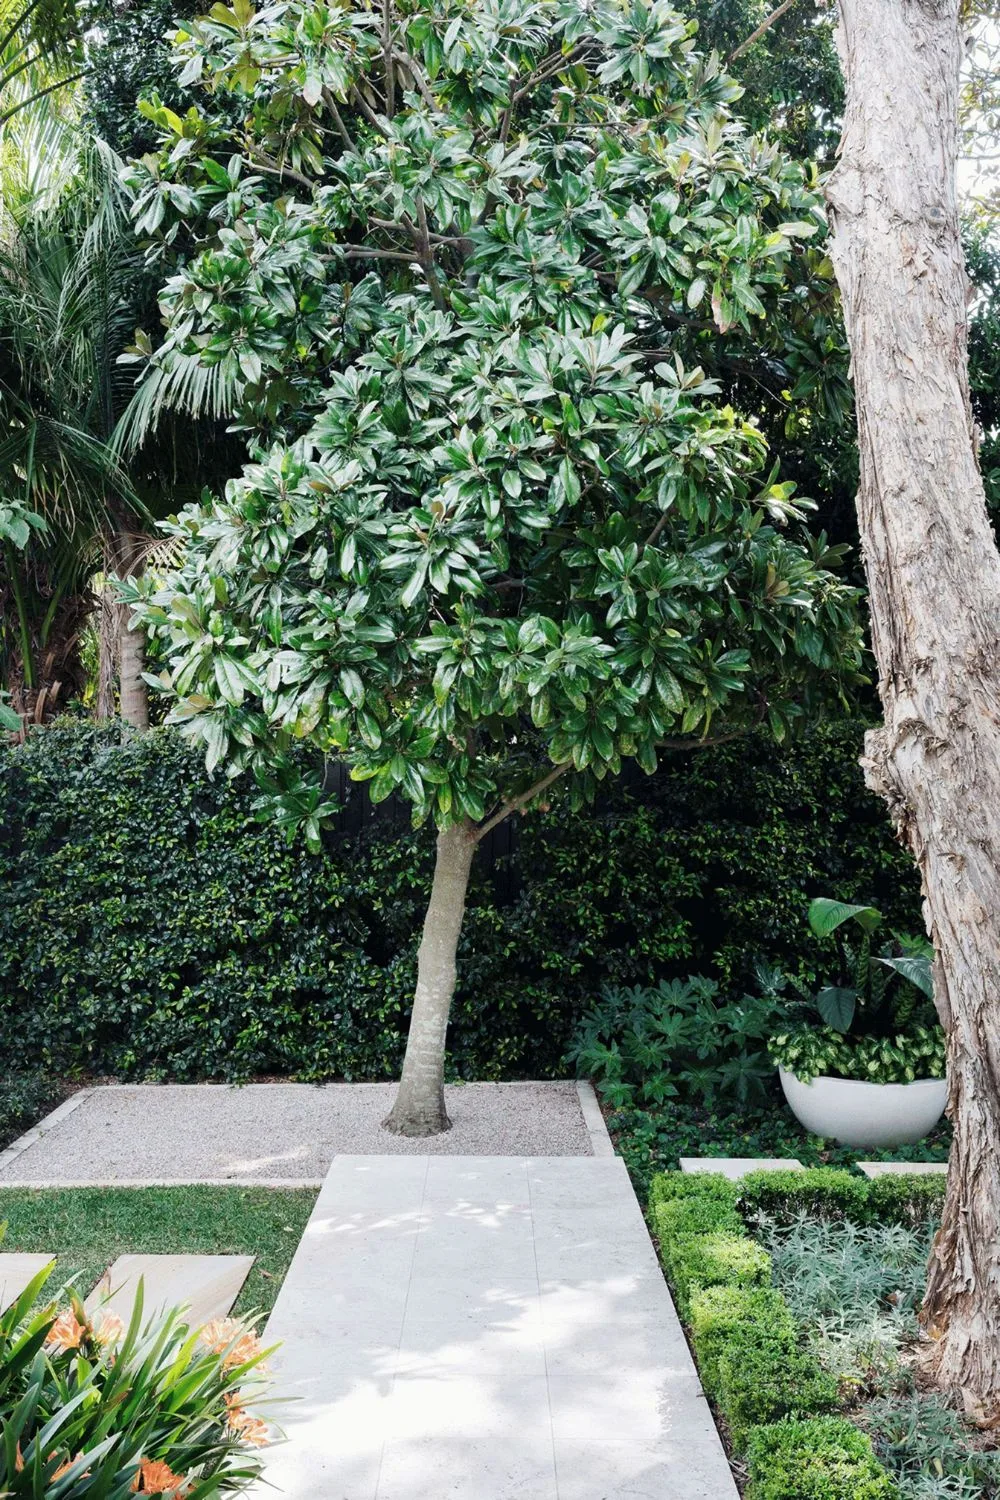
[0,1081,595,1183]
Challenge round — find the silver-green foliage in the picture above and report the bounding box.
[757,1210,934,1394]
[863,1394,1000,1500]
[122,0,863,844]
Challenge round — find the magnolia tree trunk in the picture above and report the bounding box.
[383,820,477,1136]
[828,0,1000,1405]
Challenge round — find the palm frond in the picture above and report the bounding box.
[114,351,244,455]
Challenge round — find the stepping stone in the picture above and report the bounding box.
[856,1161,948,1179]
[86,1254,254,1329]
[679,1157,804,1180]
[0,1253,55,1311]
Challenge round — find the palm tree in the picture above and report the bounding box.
[0,0,84,130]
[0,111,148,726]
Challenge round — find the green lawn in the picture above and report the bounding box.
[0,1185,317,1319]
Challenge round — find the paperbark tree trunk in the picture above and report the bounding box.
[828,0,1000,1405]
[383,819,477,1136]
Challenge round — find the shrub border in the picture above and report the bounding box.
[648,1167,944,1497]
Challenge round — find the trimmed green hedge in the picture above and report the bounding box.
[649,1167,909,1488]
[739,1168,870,1223]
[0,718,919,1082]
[718,1337,839,1452]
[746,1418,899,1499]
[737,1166,945,1228]
[689,1284,795,1398]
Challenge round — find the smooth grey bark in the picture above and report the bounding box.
[117,532,149,732]
[96,530,150,731]
[828,0,1000,1403]
[383,819,477,1136]
[119,609,149,731]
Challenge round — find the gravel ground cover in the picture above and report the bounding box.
[0,1081,596,1184]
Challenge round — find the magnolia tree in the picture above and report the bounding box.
[125,0,862,1135]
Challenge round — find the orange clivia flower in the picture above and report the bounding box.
[50,1453,89,1480]
[224,1396,270,1447]
[45,1309,87,1352]
[234,1416,270,1447]
[95,1310,125,1346]
[130,1457,190,1495]
[200,1319,263,1370]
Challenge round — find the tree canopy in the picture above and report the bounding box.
[124,0,863,852]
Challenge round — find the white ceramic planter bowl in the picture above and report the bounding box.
[779,1067,947,1148]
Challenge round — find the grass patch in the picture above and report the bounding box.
[0,1186,317,1319]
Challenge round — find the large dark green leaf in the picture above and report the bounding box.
[815,985,857,1032]
[878,953,935,1000]
[808,897,882,938]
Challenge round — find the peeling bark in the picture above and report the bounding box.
[828,0,1000,1402]
[383,820,477,1136]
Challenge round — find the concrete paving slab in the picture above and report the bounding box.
[86,1253,253,1328]
[679,1156,804,1179]
[0,1083,596,1184]
[0,1253,54,1311]
[259,1155,737,1500]
[856,1160,948,1178]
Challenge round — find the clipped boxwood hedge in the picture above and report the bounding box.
[746,1418,899,1499]
[648,1166,918,1489]
[0,718,919,1082]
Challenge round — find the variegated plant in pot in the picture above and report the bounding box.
[769,898,947,1149]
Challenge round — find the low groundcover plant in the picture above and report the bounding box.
[0,1254,273,1497]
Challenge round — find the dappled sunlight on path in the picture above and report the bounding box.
[260,1156,735,1500]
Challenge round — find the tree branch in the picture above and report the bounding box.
[512,43,586,102]
[248,152,315,192]
[382,0,396,115]
[392,47,440,113]
[643,511,670,550]
[474,761,572,843]
[341,244,421,262]
[657,729,751,752]
[323,88,357,153]
[351,85,392,138]
[499,43,587,143]
[415,196,448,311]
[727,0,797,63]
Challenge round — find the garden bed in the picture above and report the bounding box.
[650,1167,997,1498]
[0,1071,74,1152]
[0,1184,317,1318]
[606,1096,950,1200]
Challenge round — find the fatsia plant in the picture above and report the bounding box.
[126,0,864,1135]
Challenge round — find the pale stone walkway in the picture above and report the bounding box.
[261,1155,736,1500]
